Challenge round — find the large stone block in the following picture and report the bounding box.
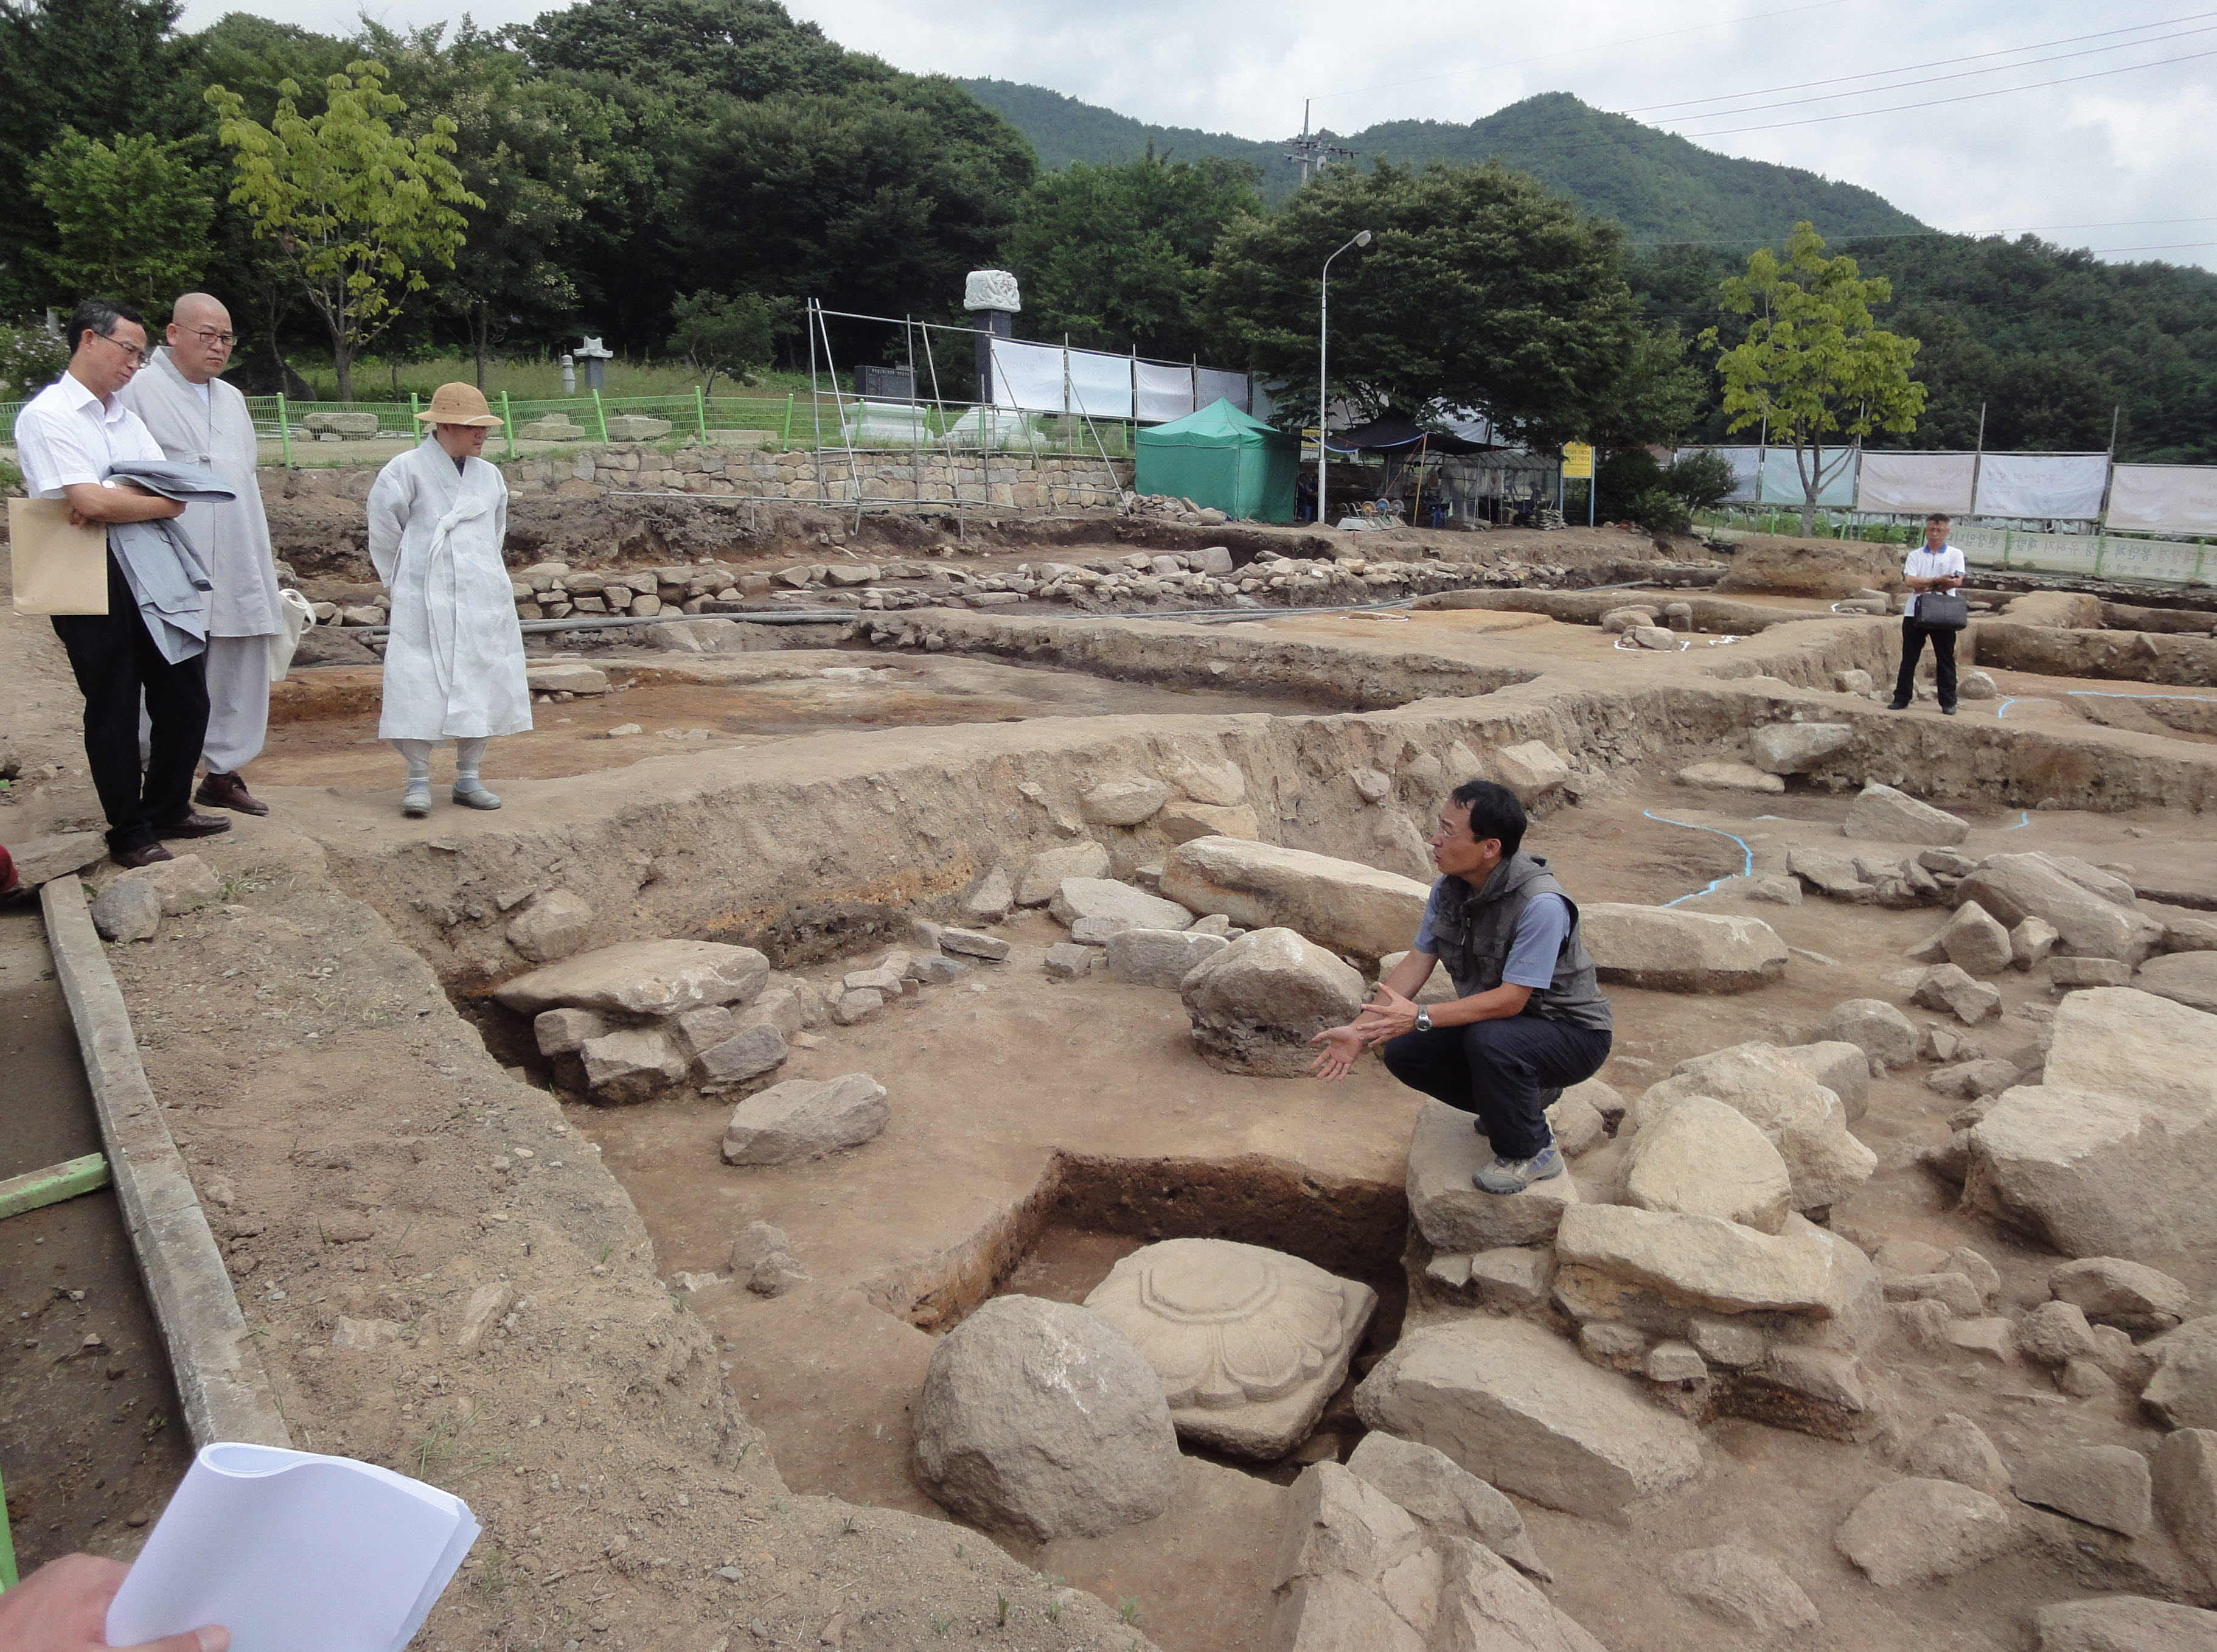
[2033,1597,2217,1652]
[506,888,594,964]
[1579,904,1787,993]
[913,1295,1178,1542]
[579,1025,687,1103]
[1345,1433,1549,1580]
[1955,853,2165,966]
[1842,782,1970,846]
[1407,1100,1581,1251]
[1621,1095,1795,1233]
[1353,1317,1704,1518]
[1554,1207,1850,1316]
[2145,1320,2217,1431]
[1629,1043,1875,1213]
[1104,927,1228,989]
[1013,840,1110,906]
[1161,836,1429,964]
[1812,998,1918,1069]
[1181,927,1366,1077]
[720,1072,888,1165]
[1750,722,1854,774]
[1835,1478,2017,1586]
[1048,877,1193,939]
[1079,777,1171,826]
[2140,952,2217,1015]
[495,939,769,1017]
[1084,1238,1375,1459]
[1965,989,2217,1263]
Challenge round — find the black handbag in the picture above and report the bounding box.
[1915,592,1969,629]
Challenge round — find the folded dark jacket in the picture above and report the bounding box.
[102,460,222,664]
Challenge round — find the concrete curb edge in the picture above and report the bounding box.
[40,877,292,1449]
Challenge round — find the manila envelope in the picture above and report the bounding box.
[9,497,108,615]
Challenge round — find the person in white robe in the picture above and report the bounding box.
[116,292,285,815]
[366,382,531,817]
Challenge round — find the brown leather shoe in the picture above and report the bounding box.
[111,842,176,868]
[153,812,233,840]
[197,770,270,816]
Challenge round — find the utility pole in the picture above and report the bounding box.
[1286,100,1354,187]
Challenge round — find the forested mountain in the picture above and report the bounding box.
[960,83,1923,242]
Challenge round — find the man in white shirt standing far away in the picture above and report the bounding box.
[118,291,286,817]
[1892,511,1968,716]
[12,298,230,868]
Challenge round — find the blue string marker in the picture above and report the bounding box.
[1641,809,1757,907]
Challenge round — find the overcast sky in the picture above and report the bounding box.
[178,0,2217,270]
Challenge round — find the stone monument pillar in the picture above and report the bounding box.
[962,271,1021,407]
[574,335,614,392]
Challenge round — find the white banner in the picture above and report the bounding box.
[1686,446,1763,502]
[1999,531,2104,576]
[988,340,1067,414]
[1134,361,1196,424]
[2106,464,2217,535]
[1065,348,1133,419]
[1196,368,1249,414]
[1952,524,2010,565]
[1972,451,2107,521]
[1856,451,1975,515]
[1758,447,1857,507]
[2101,537,2210,584]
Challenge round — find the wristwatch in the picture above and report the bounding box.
[1415,1005,1433,1033]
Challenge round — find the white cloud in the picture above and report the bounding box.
[176,0,2217,269]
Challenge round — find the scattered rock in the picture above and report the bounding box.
[2139,953,2217,1015]
[533,1006,608,1056]
[1813,999,1918,1069]
[2145,1320,2217,1431]
[1645,1341,1707,1382]
[2153,1429,2217,1588]
[1048,878,1194,940]
[1554,1206,1849,1316]
[1042,943,1095,981]
[1014,841,1111,905]
[911,1295,1178,1542]
[2014,916,2062,971]
[1079,778,1171,826]
[2018,1301,2100,1365]
[2050,1258,2191,1334]
[1842,782,1971,846]
[2052,957,2133,989]
[120,853,220,915]
[89,879,162,943]
[524,663,608,695]
[1937,902,2015,976]
[1104,927,1228,989]
[1788,846,1876,900]
[1345,1433,1550,1580]
[1661,1546,1820,1636]
[720,1073,888,1165]
[4,831,103,888]
[1946,1317,2019,1362]
[2033,1597,2217,1652]
[1781,1040,1871,1120]
[830,988,883,1025]
[1579,904,1789,993]
[1913,963,2002,1024]
[1353,1316,1704,1518]
[1164,753,1246,807]
[2014,1445,2153,1536]
[1750,722,1854,774]
[1677,761,1783,794]
[728,1221,808,1295]
[1621,1095,1795,1234]
[1710,873,1802,905]
[1547,1087,1610,1157]
[1834,1478,2019,1586]
[1085,1238,1375,1459]
[1160,836,1429,964]
[578,1025,687,1103]
[1158,801,1262,843]
[1905,1413,2013,1496]
[939,927,1011,962]
[495,940,769,1018]
[1926,1058,2020,1101]
[1628,1042,1874,1212]
[1406,1100,1581,1250]
[507,889,594,963]
[1886,1272,1985,1317]
[963,866,1014,924]
[1267,1463,1433,1652]
[1181,927,1367,1078]
[695,1024,789,1089]
[1491,741,1571,803]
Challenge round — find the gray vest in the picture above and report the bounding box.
[1427,852,1613,1033]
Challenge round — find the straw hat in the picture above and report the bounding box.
[416,382,503,427]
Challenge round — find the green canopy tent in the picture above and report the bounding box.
[1135,399,1300,524]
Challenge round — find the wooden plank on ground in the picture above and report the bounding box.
[0,1151,110,1220]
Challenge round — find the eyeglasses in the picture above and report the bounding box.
[183,327,237,349]
[92,332,149,368]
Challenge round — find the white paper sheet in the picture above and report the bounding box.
[1856,451,1976,515]
[2106,464,2217,535]
[986,339,1065,413]
[1133,361,1196,423]
[107,1443,480,1652]
[1972,451,2108,520]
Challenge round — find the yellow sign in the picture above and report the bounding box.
[1561,442,1595,480]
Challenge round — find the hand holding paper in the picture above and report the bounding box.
[0,1554,225,1652]
[103,1445,479,1652]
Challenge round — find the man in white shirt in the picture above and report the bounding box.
[13,299,232,867]
[118,292,285,817]
[1892,512,1967,716]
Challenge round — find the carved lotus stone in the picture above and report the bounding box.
[1082,1238,1377,1459]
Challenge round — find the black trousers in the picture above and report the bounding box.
[1380,1016,1612,1160]
[51,554,209,853]
[1894,619,1958,708]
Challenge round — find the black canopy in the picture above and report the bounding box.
[1321,411,1493,456]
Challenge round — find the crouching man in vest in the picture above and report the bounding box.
[1311,779,1613,1193]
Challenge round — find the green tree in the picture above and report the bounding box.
[1204,161,1652,448]
[206,60,479,401]
[1003,152,1261,361]
[0,321,69,397]
[512,0,892,105]
[1701,221,1925,535]
[27,128,214,312]
[667,288,794,392]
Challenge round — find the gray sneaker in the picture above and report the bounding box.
[1474,1144,1565,1195]
[453,782,503,810]
[400,781,432,818]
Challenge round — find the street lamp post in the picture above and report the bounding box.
[1318,229,1371,527]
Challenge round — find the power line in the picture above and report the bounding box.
[1654,45,2217,137]
[1622,11,2216,114]
[1654,23,2216,125]
[1310,0,1859,106]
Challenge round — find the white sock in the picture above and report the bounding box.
[394,739,433,786]
[454,737,489,788]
